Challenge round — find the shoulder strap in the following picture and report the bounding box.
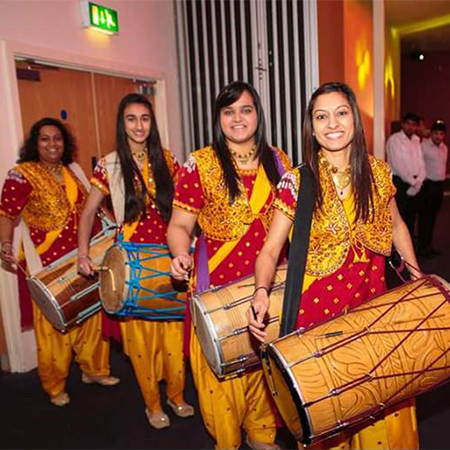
[280,165,315,336]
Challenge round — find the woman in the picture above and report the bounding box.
[248,82,420,449]
[77,93,193,429]
[0,118,119,407]
[168,81,292,450]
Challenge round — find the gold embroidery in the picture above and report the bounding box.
[16,162,84,232]
[193,146,290,241]
[281,156,394,277]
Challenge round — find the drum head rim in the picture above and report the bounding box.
[99,244,129,313]
[27,276,67,332]
[266,341,313,445]
[192,293,225,377]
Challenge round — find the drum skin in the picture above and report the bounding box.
[192,264,287,378]
[27,233,113,332]
[262,275,450,445]
[99,243,186,319]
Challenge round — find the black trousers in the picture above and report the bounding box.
[393,175,420,237]
[418,179,444,251]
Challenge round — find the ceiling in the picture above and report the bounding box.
[385,0,450,53]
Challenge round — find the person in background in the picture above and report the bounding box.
[418,120,448,258]
[168,81,292,450]
[386,112,426,239]
[248,82,420,449]
[0,118,119,407]
[77,93,193,429]
[416,116,430,141]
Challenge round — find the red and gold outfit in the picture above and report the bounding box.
[91,149,186,413]
[0,162,111,398]
[274,154,418,449]
[174,146,292,449]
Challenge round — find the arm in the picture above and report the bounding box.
[390,198,421,280]
[0,215,16,264]
[247,209,293,342]
[167,208,198,280]
[77,186,105,276]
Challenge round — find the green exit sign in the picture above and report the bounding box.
[81,1,119,35]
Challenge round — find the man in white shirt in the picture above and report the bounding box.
[386,112,426,238]
[418,120,448,258]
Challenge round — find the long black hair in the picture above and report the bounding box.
[212,81,281,203]
[116,93,174,223]
[302,82,375,222]
[18,117,76,166]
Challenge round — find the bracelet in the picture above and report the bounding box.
[253,286,269,296]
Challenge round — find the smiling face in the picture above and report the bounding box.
[123,103,151,150]
[312,91,355,154]
[219,90,258,148]
[37,125,64,166]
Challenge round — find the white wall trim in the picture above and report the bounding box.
[303,0,320,100]
[373,0,385,160]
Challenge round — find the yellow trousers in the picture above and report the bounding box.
[120,319,186,413]
[32,303,111,398]
[304,399,418,450]
[190,327,276,450]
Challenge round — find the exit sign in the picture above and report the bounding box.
[80,1,119,35]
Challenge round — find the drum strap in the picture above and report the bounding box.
[280,165,315,336]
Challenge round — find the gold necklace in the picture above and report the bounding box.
[231,144,256,165]
[41,162,63,176]
[132,149,147,162]
[320,153,351,196]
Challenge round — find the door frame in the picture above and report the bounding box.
[0,38,170,372]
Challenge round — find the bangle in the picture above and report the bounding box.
[253,286,269,296]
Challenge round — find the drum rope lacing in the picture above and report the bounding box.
[119,239,185,319]
[291,276,450,411]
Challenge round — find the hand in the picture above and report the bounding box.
[77,254,95,277]
[170,253,193,281]
[247,288,270,343]
[0,241,16,264]
[408,266,422,281]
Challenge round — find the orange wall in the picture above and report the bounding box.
[317,0,374,153]
[344,0,374,152]
[317,0,345,83]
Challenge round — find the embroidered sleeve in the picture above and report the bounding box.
[164,148,181,180]
[274,147,293,172]
[373,157,397,200]
[0,168,32,219]
[90,157,110,196]
[274,169,300,221]
[173,154,204,214]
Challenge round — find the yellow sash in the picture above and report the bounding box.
[123,162,149,242]
[207,164,272,275]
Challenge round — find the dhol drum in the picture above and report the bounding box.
[99,238,186,320]
[262,275,450,446]
[192,264,287,378]
[27,232,114,333]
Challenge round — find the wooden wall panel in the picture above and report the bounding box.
[93,74,137,158]
[16,63,98,176]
